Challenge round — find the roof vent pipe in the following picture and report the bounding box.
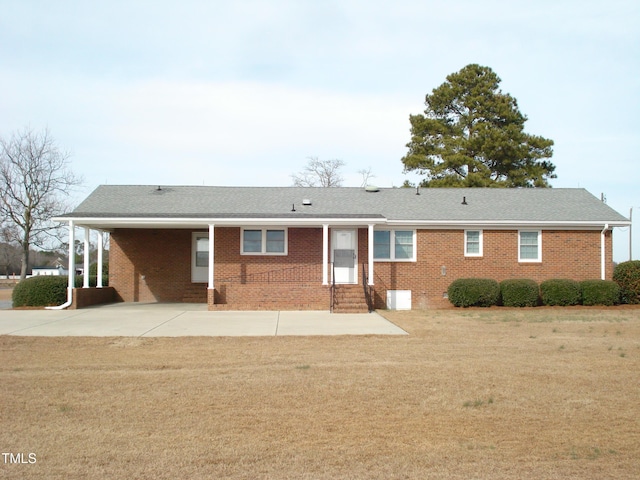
[461,196,468,205]
[416,186,420,195]
[291,204,296,212]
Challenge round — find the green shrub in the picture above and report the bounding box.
[500,279,539,307]
[12,276,68,307]
[580,280,620,306]
[447,278,500,307]
[89,262,109,277]
[540,279,581,306]
[613,260,640,304]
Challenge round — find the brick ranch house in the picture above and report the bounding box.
[54,185,629,311]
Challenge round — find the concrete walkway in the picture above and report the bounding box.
[0,302,408,337]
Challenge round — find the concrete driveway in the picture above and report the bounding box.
[0,302,408,337]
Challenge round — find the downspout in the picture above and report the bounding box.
[47,220,75,310]
[601,223,609,280]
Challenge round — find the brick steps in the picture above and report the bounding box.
[332,284,370,313]
[182,284,208,303]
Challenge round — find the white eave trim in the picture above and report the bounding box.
[52,216,630,230]
[52,216,388,228]
[385,219,631,229]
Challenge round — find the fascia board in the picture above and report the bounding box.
[53,217,630,230]
[385,219,631,229]
[53,216,388,228]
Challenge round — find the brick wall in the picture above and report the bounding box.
[210,227,328,310]
[372,229,613,309]
[110,226,613,310]
[110,229,192,302]
[70,287,116,309]
[111,227,330,309]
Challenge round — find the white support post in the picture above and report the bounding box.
[68,221,75,296]
[601,224,609,280]
[97,231,104,288]
[208,224,215,290]
[83,227,90,288]
[368,224,374,286]
[322,224,329,285]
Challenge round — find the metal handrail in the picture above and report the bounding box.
[330,262,336,312]
[361,262,373,313]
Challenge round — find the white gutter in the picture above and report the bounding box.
[386,219,631,229]
[47,220,75,310]
[54,216,631,230]
[53,216,388,229]
[601,223,609,280]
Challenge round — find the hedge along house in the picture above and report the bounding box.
[55,185,630,311]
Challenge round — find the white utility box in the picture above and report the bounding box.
[386,290,411,310]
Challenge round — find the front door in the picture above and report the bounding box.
[332,229,357,284]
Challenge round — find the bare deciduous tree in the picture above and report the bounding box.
[0,127,82,279]
[291,157,345,187]
[358,167,376,188]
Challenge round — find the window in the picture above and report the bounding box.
[519,230,541,262]
[243,230,262,253]
[465,230,483,257]
[373,231,390,259]
[195,235,209,266]
[242,228,287,255]
[374,230,415,261]
[394,230,413,259]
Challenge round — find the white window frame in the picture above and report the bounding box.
[373,229,416,262]
[518,230,542,263]
[464,230,483,257]
[241,227,288,255]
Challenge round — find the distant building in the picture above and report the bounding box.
[31,266,69,276]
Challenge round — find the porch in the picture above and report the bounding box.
[106,224,380,312]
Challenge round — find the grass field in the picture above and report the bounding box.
[1,307,639,479]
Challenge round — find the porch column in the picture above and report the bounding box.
[368,224,374,286]
[68,221,75,296]
[83,227,90,288]
[601,224,609,280]
[322,224,329,285]
[97,230,104,288]
[208,224,215,290]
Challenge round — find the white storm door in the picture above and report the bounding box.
[332,229,357,284]
[192,233,209,283]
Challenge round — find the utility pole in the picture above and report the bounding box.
[631,207,633,261]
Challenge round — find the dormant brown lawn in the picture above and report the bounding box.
[1,307,639,479]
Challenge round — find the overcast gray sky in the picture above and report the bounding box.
[1,0,638,261]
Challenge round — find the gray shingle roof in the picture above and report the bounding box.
[65,185,629,224]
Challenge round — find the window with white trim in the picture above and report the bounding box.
[195,235,209,266]
[241,228,287,255]
[519,230,541,262]
[374,230,415,261]
[464,230,483,257]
